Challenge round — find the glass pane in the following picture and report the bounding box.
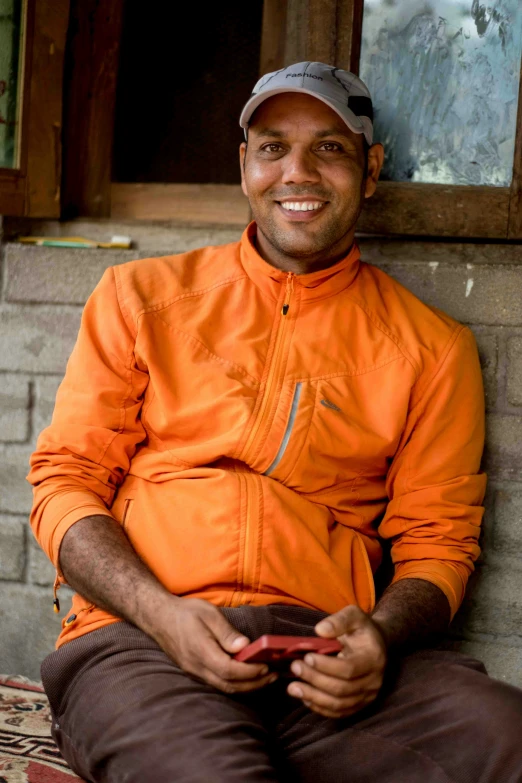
[0,0,23,169]
[360,1,522,186]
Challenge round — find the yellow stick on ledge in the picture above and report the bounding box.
[18,235,132,249]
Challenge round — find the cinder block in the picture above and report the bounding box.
[0,583,73,679]
[494,488,522,554]
[0,515,25,581]
[371,261,522,326]
[0,446,33,514]
[0,374,30,442]
[28,535,56,586]
[0,305,81,374]
[4,244,135,305]
[477,482,496,558]
[459,565,522,637]
[483,414,522,479]
[33,376,63,438]
[507,337,522,407]
[441,638,522,687]
[468,330,498,409]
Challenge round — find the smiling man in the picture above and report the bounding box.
[28,62,522,782]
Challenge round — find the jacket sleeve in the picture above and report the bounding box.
[27,266,149,569]
[378,326,486,619]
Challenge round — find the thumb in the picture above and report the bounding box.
[315,605,368,639]
[205,610,250,654]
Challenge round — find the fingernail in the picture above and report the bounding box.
[260,665,269,675]
[291,661,302,676]
[304,654,314,666]
[316,620,334,634]
[289,684,303,698]
[233,636,249,649]
[269,674,278,683]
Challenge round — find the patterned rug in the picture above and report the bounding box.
[0,675,83,782]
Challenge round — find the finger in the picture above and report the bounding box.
[203,668,278,694]
[305,690,379,719]
[290,660,381,697]
[287,678,377,716]
[315,605,368,639]
[201,636,270,681]
[204,610,251,654]
[301,651,380,680]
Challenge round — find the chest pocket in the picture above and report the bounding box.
[263,359,410,495]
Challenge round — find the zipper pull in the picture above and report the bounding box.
[53,573,61,613]
[281,272,294,316]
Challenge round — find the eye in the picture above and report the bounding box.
[318,142,343,152]
[261,143,284,154]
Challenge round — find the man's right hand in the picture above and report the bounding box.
[59,516,276,694]
[150,596,277,694]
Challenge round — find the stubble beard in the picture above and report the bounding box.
[252,197,363,261]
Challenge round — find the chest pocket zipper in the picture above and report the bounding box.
[264,382,303,476]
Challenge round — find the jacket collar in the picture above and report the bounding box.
[239,222,361,302]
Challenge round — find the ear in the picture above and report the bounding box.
[239,142,248,198]
[364,143,384,199]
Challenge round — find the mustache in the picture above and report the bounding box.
[269,187,332,201]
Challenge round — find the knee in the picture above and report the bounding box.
[444,668,522,747]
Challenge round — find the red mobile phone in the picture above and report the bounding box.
[234,634,342,665]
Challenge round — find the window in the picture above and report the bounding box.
[262,0,522,238]
[0,0,23,169]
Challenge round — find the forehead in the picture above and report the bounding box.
[248,93,356,139]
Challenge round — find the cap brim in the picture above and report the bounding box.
[239,86,373,145]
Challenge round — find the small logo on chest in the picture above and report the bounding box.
[320,399,342,413]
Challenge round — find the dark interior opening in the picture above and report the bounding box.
[113,1,264,185]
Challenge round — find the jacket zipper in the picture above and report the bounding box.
[240,272,295,462]
[264,382,302,476]
[236,272,295,600]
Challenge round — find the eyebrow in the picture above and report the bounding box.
[252,126,356,143]
[253,128,285,138]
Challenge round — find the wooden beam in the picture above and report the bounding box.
[0,173,25,215]
[284,0,337,64]
[61,0,124,218]
[259,0,288,73]
[335,0,363,72]
[25,0,69,217]
[306,0,337,64]
[358,183,510,239]
[111,183,250,226]
[508,57,522,239]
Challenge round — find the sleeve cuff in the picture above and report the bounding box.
[47,499,116,568]
[391,560,469,620]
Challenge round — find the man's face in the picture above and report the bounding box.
[240,93,382,266]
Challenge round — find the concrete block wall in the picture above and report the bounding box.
[0,217,521,685]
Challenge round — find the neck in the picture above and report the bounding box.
[254,226,356,275]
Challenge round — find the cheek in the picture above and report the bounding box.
[244,162,280,198]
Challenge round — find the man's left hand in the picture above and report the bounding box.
[286,605,387,719]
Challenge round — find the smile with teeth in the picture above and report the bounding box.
[279,201,325,211]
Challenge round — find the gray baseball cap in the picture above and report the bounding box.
[240,62,374,145]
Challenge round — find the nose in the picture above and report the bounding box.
[281,146,321,185]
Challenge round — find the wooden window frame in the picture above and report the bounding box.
[0,0,69,218]
[260,0,522,240]
[32,0,519,234]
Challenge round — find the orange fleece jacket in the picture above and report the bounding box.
[28,224,486,647]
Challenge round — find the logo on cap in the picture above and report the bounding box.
[285,73,324,81]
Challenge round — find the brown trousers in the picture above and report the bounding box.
[41,605,522,783]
